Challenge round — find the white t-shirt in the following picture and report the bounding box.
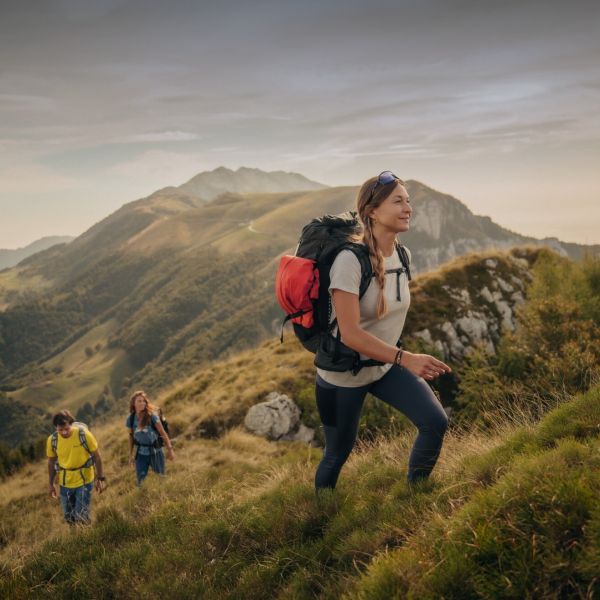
[316,244,411,387]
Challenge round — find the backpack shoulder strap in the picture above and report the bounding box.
[128,413,143,449]
[341,243,373,299]
[326,243,372,334]
[150,413,159,431]
[78,428,91,455]
[396,244,412,281]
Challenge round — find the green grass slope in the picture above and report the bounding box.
[5,320,132,444]
[1,170,597,457]
[1,381,598,599]
[1,248,599,597]
[0,265,53,310]
[0,186,334,381]
[0,245,543,443]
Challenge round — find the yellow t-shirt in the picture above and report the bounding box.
[46,427,98,488]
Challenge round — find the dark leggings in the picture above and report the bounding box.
[315,364,449,489]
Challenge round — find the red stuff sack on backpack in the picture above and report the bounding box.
[275,255,319,335]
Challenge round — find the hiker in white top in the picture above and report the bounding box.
[315,171,452,490]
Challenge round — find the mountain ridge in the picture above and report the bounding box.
[0,168,598,446]
[179,165,327,200]
[0,236,74,270]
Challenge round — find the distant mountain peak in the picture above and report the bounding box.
[178,166,327,201]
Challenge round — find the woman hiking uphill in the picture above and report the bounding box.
[126,390,174,485]
[314,171,451,492]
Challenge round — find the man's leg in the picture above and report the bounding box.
[370,365,449,483]
[59,486,77,525]
[73,483,93,525]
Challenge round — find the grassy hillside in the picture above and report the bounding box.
[1,248,599,598]
[0,265,53,311]
[0,244,541,444]
[1,380,598,599]
[0,186,332,382]
[3,243,594,446]
[0,236,74,271]
[1,175,598,446]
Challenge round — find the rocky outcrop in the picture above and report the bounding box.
[411,253,533,362]
[244,392,315,444]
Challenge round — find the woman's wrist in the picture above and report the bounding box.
[393,348,412,366]
[398,350,412,367]
[394,348,403,366]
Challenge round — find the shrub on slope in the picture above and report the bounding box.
[455,251,600,427]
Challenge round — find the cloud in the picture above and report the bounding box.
[0,94,55,112]
[54,0,128,22]
[125,130,200,143]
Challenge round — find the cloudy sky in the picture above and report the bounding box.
[1,0,599,248]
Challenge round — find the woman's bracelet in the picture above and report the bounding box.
[394,349,403,367]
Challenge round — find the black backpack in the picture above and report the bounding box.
[276,211,411,375]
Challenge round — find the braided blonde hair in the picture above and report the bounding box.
[350,175,406,318]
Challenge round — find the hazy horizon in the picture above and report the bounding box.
[1,0,599,249]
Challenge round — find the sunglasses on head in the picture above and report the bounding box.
[369,170,400,201]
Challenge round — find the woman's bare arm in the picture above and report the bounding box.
[332,289,451,379]
[332,289,399,363]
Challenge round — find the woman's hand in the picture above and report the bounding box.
[166,447,175,461]
[48,483,57,499]
[128,454,134,467]
[401,351,451,381]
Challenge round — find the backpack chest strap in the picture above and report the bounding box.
[56,457,94,486]
[381,267,408,301]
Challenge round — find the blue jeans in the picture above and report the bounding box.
[135,449,165,485]
[60,483,93,525]
[315,364,449,489]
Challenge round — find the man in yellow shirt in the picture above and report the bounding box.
[46,410,106,525]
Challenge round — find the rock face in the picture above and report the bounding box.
[411,253,533,362]
[244,392,315,444]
